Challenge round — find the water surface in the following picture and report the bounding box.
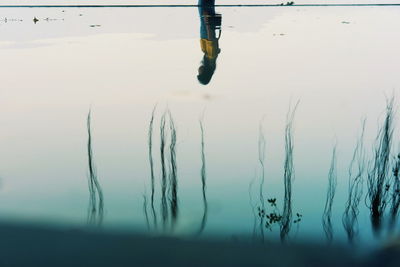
[1,4,400,247]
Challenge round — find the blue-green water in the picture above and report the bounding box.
[0,5,400,247]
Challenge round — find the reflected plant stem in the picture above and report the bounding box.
[86,109,104,226]
[168,111,178,230]
[280,101,299,243]
[160,112,168,230]
[249,176,257,241]
[145,108,180,233]
[366,97,394,235]
[322,145,337,244]
[148,105,158,229]
[197,118,208,235]
[343,120,366,244]
[389,153,400,230]
[143,194,150,231]
[258,120,266,243]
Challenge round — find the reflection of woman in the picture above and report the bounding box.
[198,0,222,85]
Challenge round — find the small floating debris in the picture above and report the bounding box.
[1,18,23,23]
[79,14,83,17]
[279,1,295,5]
[43,17,63,22]
[33,17,39,24]
[89,24,101,28]
[341,21,350,24]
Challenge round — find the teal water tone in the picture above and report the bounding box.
[1,4,400,247]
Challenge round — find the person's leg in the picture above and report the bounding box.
[198,0,216,16]
[198,0,217,40]
[198,0,215,7]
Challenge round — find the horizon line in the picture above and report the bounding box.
[0,3,400,8]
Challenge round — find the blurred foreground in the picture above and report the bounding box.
[0,222,399,267]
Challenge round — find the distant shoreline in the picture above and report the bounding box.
[1,3,400,8]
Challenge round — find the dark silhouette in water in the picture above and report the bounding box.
[280,102,299,242]
[168,111,178,230]
[248,119,269,242]
[389,153,400,230]
[148,105,158,229]
[197,0,222,85]
[322,146,337,244]
[366,97,394,235]
[86,110,104,226]
[160,112,169,229]
[257,120,266,242]
[197,117,209,235]
[249,176,258,240]
[248,111,303,243]
[144,108,180,232]
[143,194,150,230]
[342,120,366,244]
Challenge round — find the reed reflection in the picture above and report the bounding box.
[148,106,158,229]
[84,99,400,243]
[249,104,302,244]
[197,0,222,85]
[366,97,394,235]
[280,102,299,243]
[168,111,178,230]
[86,110,104,226]
[342,120,366,244]
[322,146,337,244]
[144,107,180,232]
[389,154,400,230]
[144,109,210,235]
[197,117,209,235]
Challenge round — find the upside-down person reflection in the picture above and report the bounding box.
[197,0,222,85]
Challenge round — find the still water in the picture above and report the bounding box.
[1,4,400,247]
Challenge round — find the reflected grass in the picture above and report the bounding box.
[366,97,394,235]
[197,117,208,235]
[342,120,366,244]
[389,153,400,229]
[322,145,337,244]
[168,111,178,230]
[160,112,168,229]
[249,103,302,244]
[280,101,299,243]
[86,109,104,226]
[144,108,180,233]
[86,97,400,244]
[143,193,150,230]
[257,119,266,242]
[148,105,158,229]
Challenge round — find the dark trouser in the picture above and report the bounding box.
[198,0,215,6]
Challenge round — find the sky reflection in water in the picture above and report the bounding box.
[0,5,400,247]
